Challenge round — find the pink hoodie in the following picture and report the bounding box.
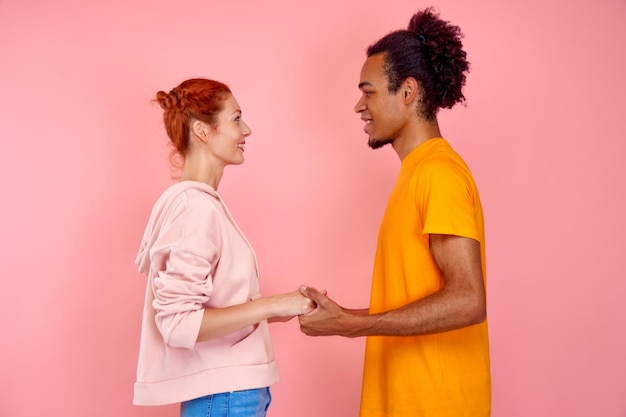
[133,181,278,406]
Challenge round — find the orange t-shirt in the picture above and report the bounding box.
[359,138,491,417]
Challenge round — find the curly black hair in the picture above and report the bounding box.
[366,8,470,120]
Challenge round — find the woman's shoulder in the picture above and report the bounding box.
[148,181,220,227]
[159,181,218,207]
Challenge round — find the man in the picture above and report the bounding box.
[299,8,491,417]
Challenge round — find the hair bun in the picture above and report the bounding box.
[155,89,186,111]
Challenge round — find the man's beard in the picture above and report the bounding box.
[368,137,394,150]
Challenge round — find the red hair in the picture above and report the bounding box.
[155,78,231,168]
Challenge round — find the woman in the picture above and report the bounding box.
[133,78,314,417]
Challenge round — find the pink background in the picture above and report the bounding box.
[1,0,625,416]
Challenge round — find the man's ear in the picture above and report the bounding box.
[402,77,419,104]
[191,120,210,142]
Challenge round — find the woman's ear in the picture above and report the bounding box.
[191,120,210,143]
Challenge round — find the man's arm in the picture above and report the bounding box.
[298,234,486,337]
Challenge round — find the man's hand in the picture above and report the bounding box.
[298,286,363,337]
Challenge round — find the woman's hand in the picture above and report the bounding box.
[269,289,316,319]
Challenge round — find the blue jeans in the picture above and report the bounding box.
[180,387,272,417]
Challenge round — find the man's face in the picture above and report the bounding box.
[354,53,405,149]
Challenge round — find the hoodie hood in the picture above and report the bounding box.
[135,181,218,275]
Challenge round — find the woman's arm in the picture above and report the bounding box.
[197,290,315,341]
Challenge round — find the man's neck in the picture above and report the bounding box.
[392,118,442,160]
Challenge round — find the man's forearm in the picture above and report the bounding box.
[346,288,485,337]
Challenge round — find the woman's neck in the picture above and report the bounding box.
[180,153,223,190]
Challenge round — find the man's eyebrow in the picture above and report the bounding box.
[358,81,373,89]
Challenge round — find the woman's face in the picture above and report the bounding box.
[208,94,251,166]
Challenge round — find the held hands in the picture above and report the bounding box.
[298,285,356,337]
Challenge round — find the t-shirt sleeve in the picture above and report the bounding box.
[150,192,222,349]
[417,157,480,241]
